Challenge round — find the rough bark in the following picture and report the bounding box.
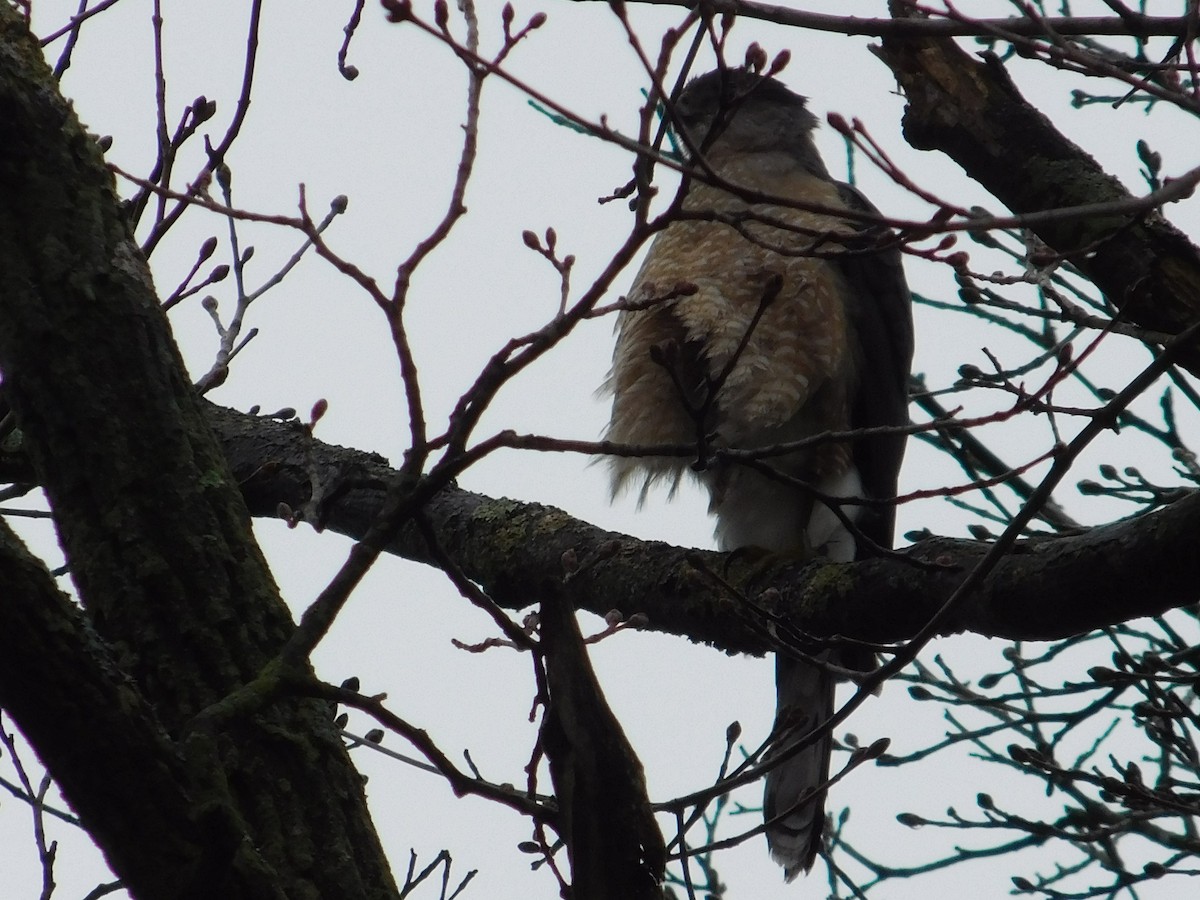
[208,403,1200,653]
[876,3,1200,372]
[0,10,396,899]
[540,592,666,899]
[0,520,212,899]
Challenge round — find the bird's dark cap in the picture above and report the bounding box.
[678,67,809,113]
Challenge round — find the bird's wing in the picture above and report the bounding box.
[834,181,915,551]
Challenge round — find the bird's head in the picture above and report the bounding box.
[671,67,824,172]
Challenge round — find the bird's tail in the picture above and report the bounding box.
[763,653,834,881]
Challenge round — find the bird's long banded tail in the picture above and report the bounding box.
[763,654,835,881]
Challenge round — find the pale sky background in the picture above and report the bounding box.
[6,1,1200,898]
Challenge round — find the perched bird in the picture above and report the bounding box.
[603,67,913,879]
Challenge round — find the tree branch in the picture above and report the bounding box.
[0,519,212,899]
[578,1,1196,39]
[209,403,1200,653]
[875,3,1200,373]
[540,590,666,898]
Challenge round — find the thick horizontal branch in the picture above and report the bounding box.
[211,403,1200,653]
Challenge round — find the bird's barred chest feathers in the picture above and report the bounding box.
[607,168,860,494]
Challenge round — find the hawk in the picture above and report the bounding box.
[603,68,913,879]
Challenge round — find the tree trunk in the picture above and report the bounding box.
[0,9,397,898]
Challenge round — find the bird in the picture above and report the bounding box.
[602,66,913,879]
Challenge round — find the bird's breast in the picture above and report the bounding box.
[629,175,855,421]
